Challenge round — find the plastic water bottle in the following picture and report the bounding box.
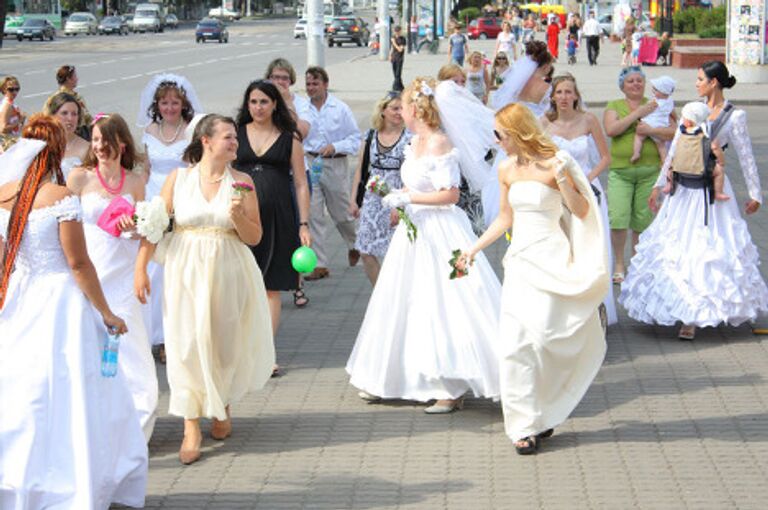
[101,331,121,377]
[310,156,324,186]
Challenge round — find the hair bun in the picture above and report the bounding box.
[725,75,737,89]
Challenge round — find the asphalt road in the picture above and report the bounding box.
[1,17,372,135]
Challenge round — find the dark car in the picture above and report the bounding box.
[326,16,369,47]
[467,17,502,39]
[16,18,56,41]
[195,18,228,43]
[99,16,130,35]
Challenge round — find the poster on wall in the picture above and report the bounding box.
[729,0,766,65]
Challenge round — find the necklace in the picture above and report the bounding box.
[250,125,278,156]
[199,165,228,184]
[95,164,126,195]
[159,119,184,144]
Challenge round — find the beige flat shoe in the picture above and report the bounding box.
[179,434,202,465]
[211,406,232,440]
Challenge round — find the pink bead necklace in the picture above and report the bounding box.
[95,164,126,195]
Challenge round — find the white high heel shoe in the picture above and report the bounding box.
[424,397,464,414]
[358,390,381,402]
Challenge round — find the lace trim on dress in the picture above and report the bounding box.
[0,195,82,223]
[728,110,762,203]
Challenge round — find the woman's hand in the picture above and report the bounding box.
[299,225,312,246]
[102,311,128,335]
[347,201,360,218]
[134,269,151,305]
[456,250,475,272]
[648,187,661,213]
[639,99,658,117]
[229,194,245,220]
[745,200,761,215]
[635,121,654,137]
[117,214,136,233]
[389,209,400,227]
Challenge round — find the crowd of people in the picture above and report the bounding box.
[0,30,766,508]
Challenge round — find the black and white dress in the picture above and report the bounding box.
[354,130,411,258]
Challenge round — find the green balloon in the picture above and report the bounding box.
[291,246,318,273]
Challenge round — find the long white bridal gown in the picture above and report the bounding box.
[346,145,502,402]
[0,196,147,509]
[550,133,617,325]
[82,192,159,440]
[500,151,608,442]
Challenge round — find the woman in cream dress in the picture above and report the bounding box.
[135,114,274,465]
[460,103,608,454]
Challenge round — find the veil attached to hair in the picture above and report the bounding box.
[0,138,47,187]
[136,73,204,128]
[434,80,496,193]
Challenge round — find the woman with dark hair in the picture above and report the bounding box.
[136,73,204,362]
[67,113,158,441]
[233,80,311,376]
[0,76,25,139]
[0,114,147,507]
[623,61,768,340]
[44,92,89,178]
[135,114,274,464]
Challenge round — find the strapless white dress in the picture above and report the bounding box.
[61,156,82,180]
[81,192,159,441]
[0,196,147,509]
[550,133,617,325]
[500,177,607,442]
[346,147,502,401]
[142,133,190,346]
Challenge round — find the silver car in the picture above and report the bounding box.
[64,12,98,36]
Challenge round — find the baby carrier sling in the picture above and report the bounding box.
[670,102,734,225]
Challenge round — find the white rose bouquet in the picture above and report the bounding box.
[133,196,170,244]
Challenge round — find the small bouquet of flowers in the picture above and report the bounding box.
[133,196,170,244]
[232,181,254,197]
[367,175,418,243]
[448,249,472,280]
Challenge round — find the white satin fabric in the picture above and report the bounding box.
[82,192,159,440]
[346,146,502,401]
[61,156,82,180]
[550,134,617,325]
[163,167,274,419]
[0,196,147,509]
[500,151,608,442]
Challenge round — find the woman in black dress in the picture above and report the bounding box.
[233,80,311,374]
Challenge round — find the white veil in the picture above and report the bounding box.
[136,73,204,128]
[434,80,496,193]
[0,138,47,187]
[490,55,538,111]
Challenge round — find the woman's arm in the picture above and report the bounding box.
[348,137,367,217]
[290,138,312,246]
[587,113,611,182]
[0,102,12,134]
[556,164,590,219]
[728,110,762,212]
[409,187,460,206]
[603,100,656,137]
[229,172,263,245]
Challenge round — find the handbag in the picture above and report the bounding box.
[96,195,135,237]
[355,129,375,207]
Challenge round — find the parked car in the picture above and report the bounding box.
[195,18,229,43]
[293,18,307,38]
[64,12,98,36]
[208,7,240,22]
[134,2,165,32]
[467,17,502,39]
[165,13,179,29]
[326,16,369,47]
[4,15,25,38]
[125,14,135,31]
[98,16,129,35]
[16,18,56,41]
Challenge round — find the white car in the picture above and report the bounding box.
[208,7,240,22]
[64,12,98,36]
[293,18,307,38]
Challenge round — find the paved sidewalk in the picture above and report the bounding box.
[141,40,768,510]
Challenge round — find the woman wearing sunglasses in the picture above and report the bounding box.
[0,76,26,139]
[490,52,511,90]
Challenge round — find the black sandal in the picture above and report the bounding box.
[514,435,540,455]
[293,289,309,308]
[537,428,554,439]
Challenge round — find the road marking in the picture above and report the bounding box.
[22,90,54,99]
[122,56,135,61]
[92,79,117,85]
[204,59,219,64]
[23,70,45,75]
[101,59,117,64]
[121,74,144,80]
[80,62,97,67]
[186,62,203,67]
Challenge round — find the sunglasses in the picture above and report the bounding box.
[493,129,503,141]
[6,87,20,92]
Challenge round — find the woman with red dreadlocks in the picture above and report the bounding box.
[0,114,148,509]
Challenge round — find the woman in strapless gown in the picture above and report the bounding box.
[0,120,147,509]
[346,78,502,414]
[44,91,89,180]
[135,114,273,465]
[542,74,616,325]
[462,104,608,455]
[67,113,158,441]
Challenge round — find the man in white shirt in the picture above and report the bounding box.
[298,66,361,280]
[582,11,601,66]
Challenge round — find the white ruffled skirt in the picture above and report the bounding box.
[619,178,768,327]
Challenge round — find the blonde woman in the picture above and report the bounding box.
[460,103,608,455]
[348,92,411,285]
[495,21,517,61]
[437,63,466,87]
[465,51,491,104]
[346,77,501,414]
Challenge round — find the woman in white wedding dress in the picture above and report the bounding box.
[44,92,89,179]
[346,77,502,414]
[542,74,617,326]
[0,115,147,509]
[460,104,608,454]
[623,61,768,340]
[67,114,159,440]
[137,74,203,359]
